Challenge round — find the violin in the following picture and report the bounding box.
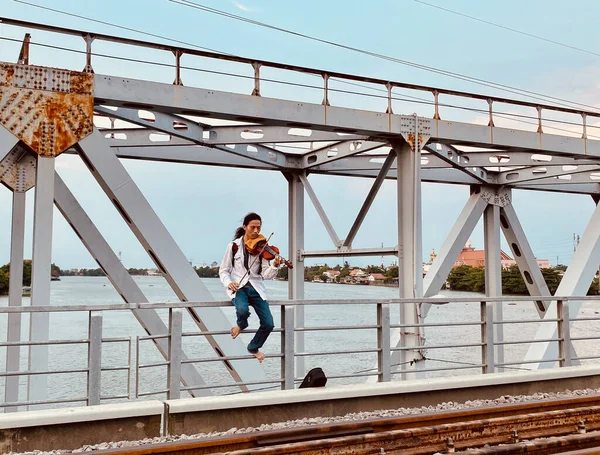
[244,234,293,269]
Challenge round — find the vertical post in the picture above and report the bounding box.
[28,156,55,407]
[537,107,543,134]
[287,172,305,377]
[251,62,261,96]
[87,311,103,406]
[83,34,95,73]
[557,300,572,367]
[322,74,330,106]
[487,99,494,127]
[281,305,295,390]
[480,301,494,373]
[377,303,391,382]
[433,90,440,120]
[168,308,183,400]
[5,190,26,412]
[484,203,503,371]
[173,50,183,86]
[394,136,423,380]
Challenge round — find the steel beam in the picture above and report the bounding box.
[484,204,503,370]
[300,246,398,259]
[422,191,488,306]
[446,150,600,168]
[303,141,385,169]
[94,106,297,169]
[343,150,396,247]
[522,200,600,369]
[425,143,491,184]
[94,75,600,160]
[0,125,19,162]
[53,172,210,396]
[76,129,266,391]
[497,164,600,184]
[500,202,551,317]
[28,156,55,407]
[285,172,305,377]
[394,139,423,379]
[203,125,366,145]
[5,190,26,412]
[298,174,341,247]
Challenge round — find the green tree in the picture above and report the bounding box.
[501,265,527,294]
[51,263,61,278]
[277,267,288,280]
[540,268,562,294]
[0,269,9,295]
[0,260,32,286]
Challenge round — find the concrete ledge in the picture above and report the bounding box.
[165,366,600,435]
[0,401,163,453]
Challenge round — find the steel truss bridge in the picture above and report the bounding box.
[1,18,600,410]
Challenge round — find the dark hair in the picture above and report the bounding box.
[233,212,262,240]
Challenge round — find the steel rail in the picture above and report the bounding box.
[88,394,600,455]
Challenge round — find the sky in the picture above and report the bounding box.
[1,0,599,270]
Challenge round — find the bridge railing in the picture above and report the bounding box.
[1,295,599,411]
[1,17,598,139]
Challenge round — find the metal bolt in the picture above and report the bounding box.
[511,429,519,443]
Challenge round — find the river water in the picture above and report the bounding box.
[1,276,599,408]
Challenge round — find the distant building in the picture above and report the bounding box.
[368,273,386,282]
[147,268,162,276]
[453,240,549,269]
[324,270,340,281]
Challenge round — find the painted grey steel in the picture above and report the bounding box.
[93,74,600,162]
[497,165,600,185]
[343,150,396,248]
[28,155,55,407]
[377,303,391,382]
[447,151,600,168]
[483,204,504,370]
[480,301,495,374]
[499,201,551,317]
[286,172,305,377]
[522,200,600,369]
[203,125,365,145]
[422,191,488,311]
[556,300,572,367]
[425,144,490,184]
[87,311,103,405]
[0,125,18,162]
[300,246,398,259]
[303,140,385,169]
[5,190,25,412]
[76,129,267,390]
[53,173,210,396]
[94,106,296,169]
[281,305,295,390]
[168,309,183,400]
[299,173,341,247]
[394,139,423,378]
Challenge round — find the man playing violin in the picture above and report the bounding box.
[218,212,283,362]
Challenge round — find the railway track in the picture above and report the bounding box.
[91,394,600,455]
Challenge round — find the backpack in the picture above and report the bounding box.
[298,367,327,388]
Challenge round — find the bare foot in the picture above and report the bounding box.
[230,326,242,339]
[249,351,266,363]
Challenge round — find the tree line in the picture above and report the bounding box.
[447,264,600,295]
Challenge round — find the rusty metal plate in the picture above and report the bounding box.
[400,115,432,151]
[0,62,93,157]
[0,144,36,192]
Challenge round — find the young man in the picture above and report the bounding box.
[218,212,282,362]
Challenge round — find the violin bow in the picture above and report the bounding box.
[233,232,274,293]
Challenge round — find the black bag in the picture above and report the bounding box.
[298,367,327,388]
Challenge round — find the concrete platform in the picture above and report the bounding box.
[0,400,164,453]
[165,366,600,435]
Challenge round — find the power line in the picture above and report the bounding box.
[414,0,600,59]
[12,0,229,55]
[168,0,600,113]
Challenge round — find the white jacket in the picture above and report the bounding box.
[218,237,280,300]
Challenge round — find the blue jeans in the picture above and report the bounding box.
[232,283,274,353]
